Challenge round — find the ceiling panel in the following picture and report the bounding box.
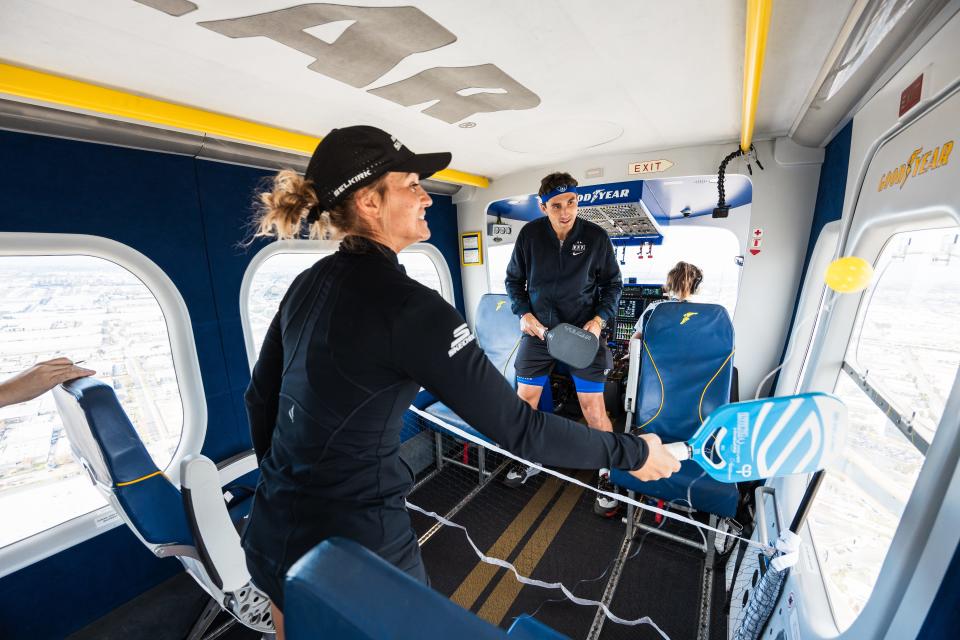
[0,0,856,178]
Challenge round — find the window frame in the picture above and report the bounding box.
[240,240,456,370]
[485,239,516,295]
[0,232,206,578]
[779,209,960,639]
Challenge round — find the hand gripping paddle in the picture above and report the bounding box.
[662,392,848,483]
[545,323,599,369]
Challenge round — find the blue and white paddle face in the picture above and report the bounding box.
[688,392,848,482]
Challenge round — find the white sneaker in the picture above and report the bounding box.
[504,463,541,487]
[594,472,621,517]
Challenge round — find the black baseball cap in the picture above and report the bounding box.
[305,125,452,210]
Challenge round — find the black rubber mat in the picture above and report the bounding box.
[408,462,491,536]
[597,535,705,640]
[417,468,557,596]
[67,572,260,640]
[499,485,627,638]
[415,464,722,640]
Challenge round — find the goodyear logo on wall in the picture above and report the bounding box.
[878,139,953,191]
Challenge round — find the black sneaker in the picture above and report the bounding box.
[594,472,621,517]
[504,463,541,487]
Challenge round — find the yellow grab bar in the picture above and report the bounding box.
[740,0,773,153]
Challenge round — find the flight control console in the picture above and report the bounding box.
[607,283,666,358]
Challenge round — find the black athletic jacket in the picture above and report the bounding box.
[505,216,622,328]
[242,237,647,586]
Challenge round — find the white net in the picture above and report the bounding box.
[399,405,774,639]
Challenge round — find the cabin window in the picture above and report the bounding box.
[485,226,741,314]
[243,243,451,362]
[619,226,741,316]
[246,251,335,356]
[0,255,184,550]
[486,242,514,295]
[807,226,960,631]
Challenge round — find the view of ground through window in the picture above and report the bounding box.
[0,256,183,547]
[809,227,959,630]
[247,251,443,354]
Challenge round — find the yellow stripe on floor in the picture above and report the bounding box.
[476,470,593,626]
[452,476,564,610]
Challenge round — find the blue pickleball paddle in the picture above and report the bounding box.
[662,392,848,482]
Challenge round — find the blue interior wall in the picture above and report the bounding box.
[800,121,853,278]
[424,193,465,316]
[0,130,462,638]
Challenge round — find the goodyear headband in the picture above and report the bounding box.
[538,184,578,206]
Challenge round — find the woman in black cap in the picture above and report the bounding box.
[242,125,679,636]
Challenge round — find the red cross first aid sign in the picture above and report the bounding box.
[750,228,763,255]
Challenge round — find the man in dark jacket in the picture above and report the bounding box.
[504,172,624,516]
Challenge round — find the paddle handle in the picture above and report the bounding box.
[665,442,691,462]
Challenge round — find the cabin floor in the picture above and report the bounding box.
[70,450,739,640]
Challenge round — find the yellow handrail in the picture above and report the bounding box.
[0,62,489,188]
[740,0,773,153]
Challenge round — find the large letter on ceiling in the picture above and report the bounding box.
[369,64,541,124]
[134,0,197,17]
[199,4,456,88]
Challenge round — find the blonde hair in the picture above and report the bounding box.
[249,169,388,242]
[664,261,703,299]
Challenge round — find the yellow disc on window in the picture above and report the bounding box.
[824,256,873,293]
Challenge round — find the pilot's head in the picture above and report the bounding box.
[538,172,579,233]
[665,261,703,300]
[251,126,451,253]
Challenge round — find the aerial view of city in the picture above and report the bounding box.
[0,256,183,547]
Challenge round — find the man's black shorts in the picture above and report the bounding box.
[514,333,612,384]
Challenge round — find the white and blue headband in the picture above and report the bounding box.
[538,184,578,206]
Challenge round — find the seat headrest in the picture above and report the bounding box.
[55,378,162,485]
[54,377,193,546]
[474,294,522,382]
[284,538,506,640]
[636,302,734,441]
[53,379,113,487]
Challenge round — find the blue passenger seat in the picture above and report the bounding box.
[609,301,739,539]
[284,537,568,639]
[414,294,522,480]
[423,293,521,444]
[52,377,273,636]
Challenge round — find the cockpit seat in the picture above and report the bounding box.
[285,537,569,640]
[609,301,739,540]
[416,294,521,480]
[52,377,273,637]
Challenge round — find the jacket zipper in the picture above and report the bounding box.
[551,234,563,328]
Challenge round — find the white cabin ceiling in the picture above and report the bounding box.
[1,0,856,179]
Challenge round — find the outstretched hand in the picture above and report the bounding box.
[628,433,681,482]
[0,358,96,408]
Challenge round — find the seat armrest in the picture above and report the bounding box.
[181,454,251,592]
[624,338,642,414]
[216,450,258,485]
